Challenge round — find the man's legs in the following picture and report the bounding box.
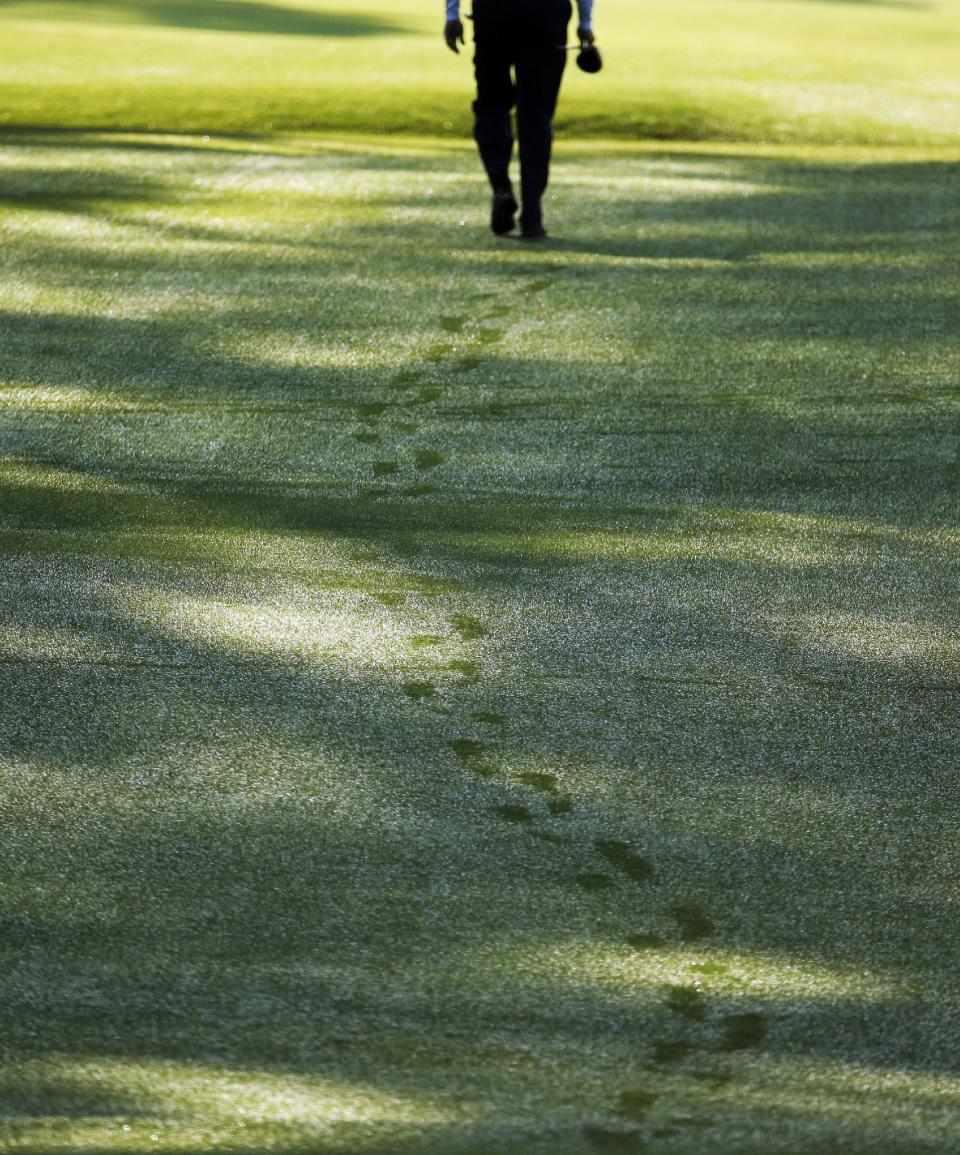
[514,0,571,233]
[472,0,516,195]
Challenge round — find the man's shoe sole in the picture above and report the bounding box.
[491,191,518,235]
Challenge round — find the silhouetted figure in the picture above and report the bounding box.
[445,0,596,238]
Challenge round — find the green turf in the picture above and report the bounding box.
[1,0,960,142]
[1,128,958,1153]
[2,1,960,1151]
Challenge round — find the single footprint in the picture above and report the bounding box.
[671,902,715,942]
[520,277,553,294]
[651,1040,691,1065]
[402,681,435,700]
[414,449,447,471]
[373,591,405,607]
[372,460,399,477]
[354,431,380,444]
[517,771,557,793]
[391,421,420,435]
[717,1012,767,1051]
[445,659,480,682]
[480,401,509,417]
[536,830,568,845]
[413,387,444,404]
[654,1119,712,1137]
[665,985,707,1021]
[403,483,439,497]
[548,794,574,816]
[690,961,728,977]
[449,737,493,777]
[448,612,488,640]
[575,872,614,892]
[689,1069,734,1087]
[356,401,389,420]
[582,1126,647,1153]
[625,933,667,951]
[474,327,503,345]
[389,537,421,558]
[440,315,467,333]
[451,737,484,760]
[391,369,424,391]
[410,635,444,649]
[470,711,506,725]
[595,840,655,882]
[614,1090,660,1121]
[495,803,534,824]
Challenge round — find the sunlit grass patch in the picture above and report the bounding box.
[791,612,960,669]
[484,939,902,1003]
[0,1057,456,1152]
[3,1047,960,1152]
[1,0,960,143]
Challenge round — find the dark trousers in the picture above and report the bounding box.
[472,0,572,227]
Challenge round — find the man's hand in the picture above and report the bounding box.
[444,19,465,53]
[577,25,595,47]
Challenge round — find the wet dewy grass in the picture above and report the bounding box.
[0,129,959,1154]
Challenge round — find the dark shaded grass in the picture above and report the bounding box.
[0,0,411,37]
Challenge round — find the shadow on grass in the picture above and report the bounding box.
[0,0,412,37]
[0,1074,145,1119]
[0,165,163,211]
[0,137,958,1150]
[0,298,954,526]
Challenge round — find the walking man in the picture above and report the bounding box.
[445,0,596,239]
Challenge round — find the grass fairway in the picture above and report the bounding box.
[2,130,959,1154]
[1,0,960,142]
[1,2,960,1154]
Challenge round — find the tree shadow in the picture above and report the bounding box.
[0,1073,148,1119]
[2,473,957,1146]
[1,136,958,1150]
[0,165,163,212]
[492,154,960,264]
[0,0,412,37]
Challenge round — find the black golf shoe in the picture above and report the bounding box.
[491,188,518,235]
